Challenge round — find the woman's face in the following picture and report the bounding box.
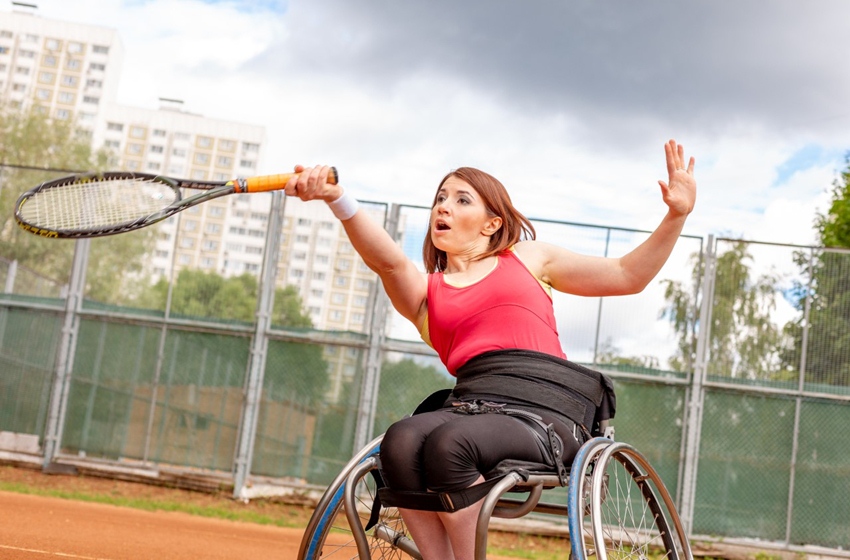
[430,176,500,256]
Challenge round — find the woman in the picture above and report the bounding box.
[286,139,696,560]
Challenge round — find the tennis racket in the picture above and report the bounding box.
[14,168,338,239]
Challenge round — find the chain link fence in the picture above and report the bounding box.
[1,166,848,552]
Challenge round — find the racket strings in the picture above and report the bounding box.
[19,178,179,231]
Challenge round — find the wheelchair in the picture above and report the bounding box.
[297,389,692,560]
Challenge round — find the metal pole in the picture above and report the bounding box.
[352,203,396,453]
[4,259,16,293]
[678,234,716,533]
[143,213,182,463]
[784,247,814,543]
[591,229,611,365]
[233,191,285,499]
[42,238,89,469]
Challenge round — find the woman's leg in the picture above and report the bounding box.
[398,508,456,560]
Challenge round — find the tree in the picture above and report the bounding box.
[137,269,315,326]
[782,155,850,387]
[373,357,453,434]
[0,104,155,301]
[661,241,786,380]
[595,337,661,372]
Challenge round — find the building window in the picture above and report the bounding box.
[149,145,164,154]
[89,62,105,71]
[153,129,166,137]
[240,159,255,169]
[104,140,120,149]
[36,88,51,101]
[85,78,102,88]
[18,50,35,58]
[130,126,146,138]
[38,72,55,84]
[82,95,99,105]
[60,75,78,87]
[172,148,186,157]
[15,66,29,75]
[219,139,235,151]
[197,135,213,149]
[58,91,75,103]
[45,38,60,50]
[107,122,124,131]
[42,55,57,67]
[242,142,259,152]
[127,143,143,155]
[66,59,81,70]
[193,153,210,165]
[54,109,70,120]
[216,155,232,167]
[146,162,161,171]
[92,45,109,54]
[67,42,83,54]
[205,223,221,234]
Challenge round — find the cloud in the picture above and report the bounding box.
[29,0,850,246]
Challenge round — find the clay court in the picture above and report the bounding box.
[0,491,305,559]
[0,465,536,560]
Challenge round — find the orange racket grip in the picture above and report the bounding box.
[244,167,339,193]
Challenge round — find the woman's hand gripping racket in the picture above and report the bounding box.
[14,168,338,238]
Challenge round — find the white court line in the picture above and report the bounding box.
[0,544,113,559]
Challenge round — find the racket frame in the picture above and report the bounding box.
[14,171,315,239]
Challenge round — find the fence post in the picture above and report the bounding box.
[678,234,715,533]
[42,238,89,469]
[4,259,16,293]
[784,246,815,544]
[352,203,396,452]
[232,192,285,499]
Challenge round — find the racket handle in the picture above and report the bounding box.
[244,167,339,192]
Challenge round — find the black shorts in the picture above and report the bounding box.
[379,406,580,493]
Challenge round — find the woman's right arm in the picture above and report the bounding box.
[284,165,428,327]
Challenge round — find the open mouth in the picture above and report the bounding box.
[435,220,451,231]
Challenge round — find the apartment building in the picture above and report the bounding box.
[0,8,122,127]
[0,8,387,392]
[91,100,267,280]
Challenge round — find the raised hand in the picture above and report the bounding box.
[658,139,696,217]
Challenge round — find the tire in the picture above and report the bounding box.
[569,439,692,560]
[297,437,419,559]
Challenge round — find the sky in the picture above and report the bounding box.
[18,0,850,247]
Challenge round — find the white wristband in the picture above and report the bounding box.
[327,190,359,221]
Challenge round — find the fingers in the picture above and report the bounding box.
[664,139,695,175]
[285,165,334,200]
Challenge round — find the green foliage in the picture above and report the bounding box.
[0,104,153,301]
[595,337,661,371]
[782,154,850,387]
[137,268,315,327]
[661,242,786,379]
[373,357,452,434]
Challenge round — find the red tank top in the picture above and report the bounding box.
[424,249,566,375]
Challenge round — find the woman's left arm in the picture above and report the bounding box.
[520,139,696,297]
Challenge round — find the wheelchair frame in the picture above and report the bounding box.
[297,431,693,560]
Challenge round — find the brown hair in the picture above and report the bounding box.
[422,167,536,273]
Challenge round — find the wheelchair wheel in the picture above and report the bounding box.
[298,437,418,559]
[568,439,692,560]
